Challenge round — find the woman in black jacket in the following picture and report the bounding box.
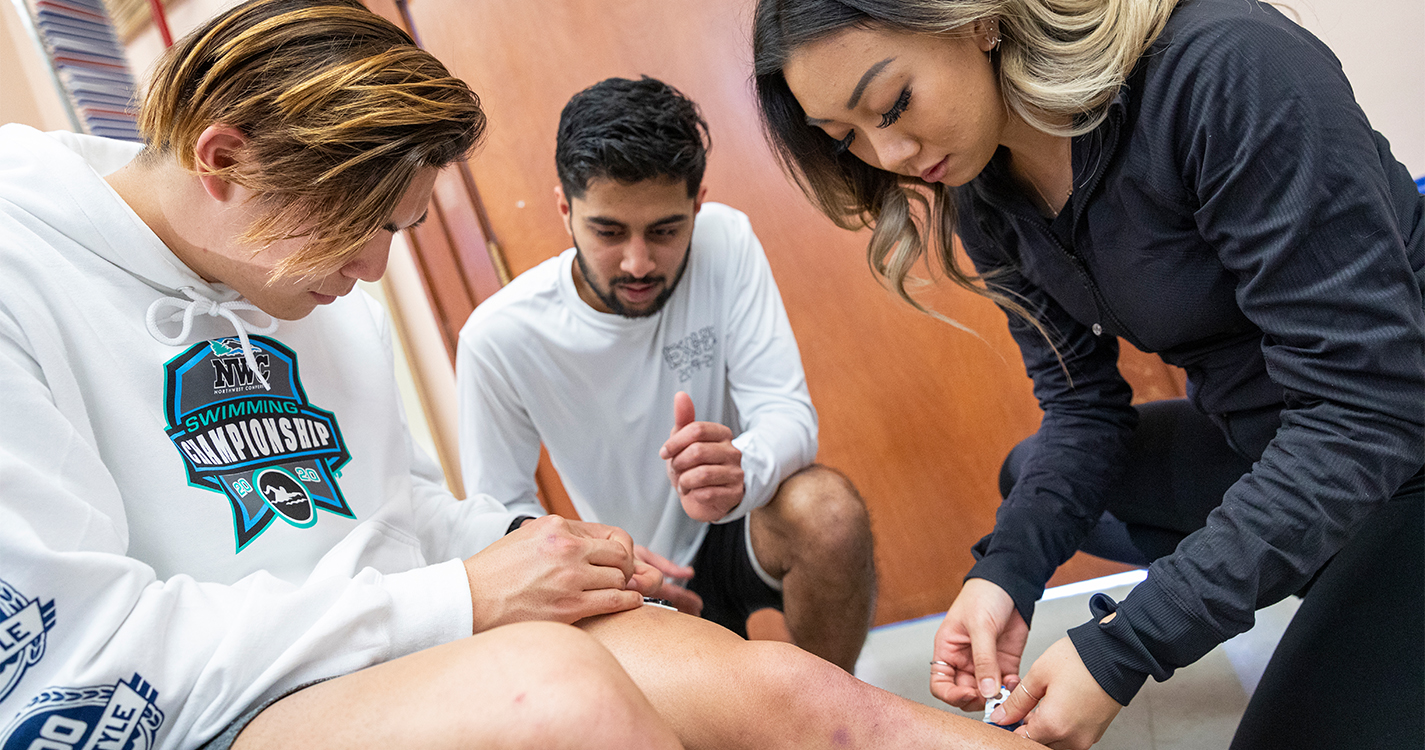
[754,1,1424,748]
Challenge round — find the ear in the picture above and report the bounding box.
[192,125,248,203]
[554,184,574,237]
[692,183,708,216]
[972,17,1000,53]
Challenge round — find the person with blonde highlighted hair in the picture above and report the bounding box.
[0,1,1050,749]
[754,0,1423,748]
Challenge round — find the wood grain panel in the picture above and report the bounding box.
[401,0,1186,625]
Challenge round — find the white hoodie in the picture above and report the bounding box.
[0,124,517,749]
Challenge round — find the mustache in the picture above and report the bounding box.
[609,274,665,287]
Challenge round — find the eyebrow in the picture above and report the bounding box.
[384,210,429,234]
[585,214,689,229]
[847,57,895,110]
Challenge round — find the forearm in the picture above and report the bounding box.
[1069,400,1424,704]
[966,292,1137,623]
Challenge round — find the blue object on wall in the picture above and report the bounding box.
[1415,174,1425,195]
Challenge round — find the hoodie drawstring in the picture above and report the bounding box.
[145,287,279,391]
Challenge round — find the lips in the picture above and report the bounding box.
[920,156,950,184]
[617,282,659,303]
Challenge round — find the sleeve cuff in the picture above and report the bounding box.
[379,558,473,657]
[967,532,1045,625]
[1066,593,1174,706]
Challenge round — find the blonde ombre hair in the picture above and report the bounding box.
[139,0,485,279]
[754,0,1178,337]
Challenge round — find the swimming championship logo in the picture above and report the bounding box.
[163,336,355,552]
[0,579,56,705]
[0,674,163,750]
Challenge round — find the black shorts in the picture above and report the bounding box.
[684,515,784,637]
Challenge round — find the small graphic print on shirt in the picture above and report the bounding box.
[662,326,718,383]
[0,673,163,750]
[163,336,355,553]
[0,579,56,705]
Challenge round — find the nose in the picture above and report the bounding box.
[340,231,393,283]
[863,129,920,175]
[620,236,656,279]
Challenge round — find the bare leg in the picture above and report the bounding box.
[233,621,682,750]
[750,464,876,671]
[580,606,1036,750]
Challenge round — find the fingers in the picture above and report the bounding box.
[583,536,637,581]
[541,517,637,583]
[929,615,985,709]
[928,579,1028,712]
[929,666,983,707]
[660,420,735,460]
[1004,637,1124,750]
[968,613,1006,701]
[671,462,744,495]
[633,544,695,580]
[993,679,1042,727]
[569,588,645,623]
[626,560,665,597]
[678,486,744,522]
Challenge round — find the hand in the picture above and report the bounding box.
[660,391,744,522]
[991,636,1122,749]
[462,515,654,632]
[930,578,1030,711]
[634,544,704,616]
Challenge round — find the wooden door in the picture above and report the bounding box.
[390,0,1183,625]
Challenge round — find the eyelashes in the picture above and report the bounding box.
[827,86,911,156]
[879,88,911,128]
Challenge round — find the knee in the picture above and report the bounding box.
[774,465,872,553]
[446,623,663,750]
[732,640,858,715]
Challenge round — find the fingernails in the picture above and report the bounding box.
[980,678,998,698]
[989,707,1006,725]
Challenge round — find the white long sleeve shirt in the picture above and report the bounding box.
[0,125,518,749]
[456,203,817,566]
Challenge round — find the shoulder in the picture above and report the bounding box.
[692,202,763,268]
[1144,0,1347,99]
[458,252,567,352]
[1128,0,1362,169]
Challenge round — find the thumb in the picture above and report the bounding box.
[993,677,1041,727]
[673,391,695,432]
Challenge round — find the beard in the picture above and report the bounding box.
[573,237,692,318]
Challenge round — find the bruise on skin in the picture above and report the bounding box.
[832,727,851,746]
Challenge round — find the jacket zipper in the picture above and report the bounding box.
[1037,223,1134,341]
[1050,102,1137,343]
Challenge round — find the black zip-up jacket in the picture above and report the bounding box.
[956,0,1425,704]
